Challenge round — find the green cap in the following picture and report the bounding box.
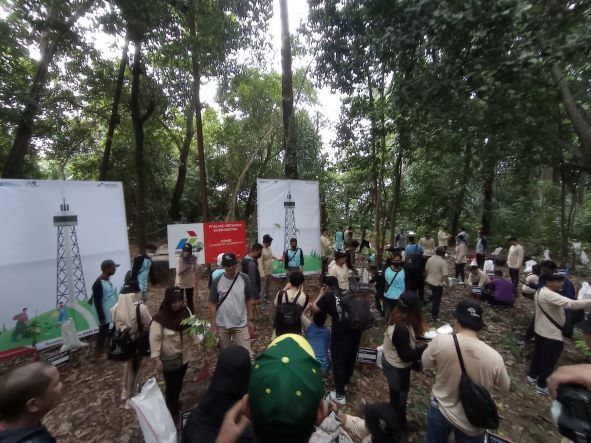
[249,334,324,442]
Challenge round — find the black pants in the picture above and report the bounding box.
[528,334,563,388]
[509,268,520,289]
[382,356,411,428]
[383,298,398,321]
[163,363,188,418]
[358,239,370,253]
[476,253,485,269]
[455,263,465,282]
[183,288,194,314]
[331,329,362,396]
[96,323,110,353]
[429,284,443,319]
[524,317,535,341]
[407,270,425,301]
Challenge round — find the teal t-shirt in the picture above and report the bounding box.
[335,231,344,250]
[101,280,117,323]
[286,249,302,268]
[384,267,405,300]
[138,257,152,291]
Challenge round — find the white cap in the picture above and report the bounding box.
[216,253,224,266]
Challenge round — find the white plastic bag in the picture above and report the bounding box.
[376,345,383,369]
[524,260,537,274]
[129,378,177,443]
[581,250,589,265]
[579,282,591,301]
[436,323,453,335]
[543,249,551,260]
[59,319,88,352]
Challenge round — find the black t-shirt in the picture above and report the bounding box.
[316,289,345,332]
[0,425,57,443]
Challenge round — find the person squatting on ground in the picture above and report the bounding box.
[309,276,362,405]
[381,291,428,431]
[422,300,511,443]
[454,235,468,284]
[150,286,195,420]
[377,252,409,321]
[182,346,253,443]
[467,264,489,289]
[209,253,255,352]
[90,259,119,354]
[0,362,63,443]
[527,273,591,395]
[482,270,516,307]
[424,247,449,321]
[175,243,200,314]
[284,238,304,273]
[131,243,157,301]
[332,402,403,443]
[259,234,281,303]
[111,281,152,403]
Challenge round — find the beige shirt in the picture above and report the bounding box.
[438,230,448,247]
[422,333,511,436]
[521,273,539,296]
[425,255,449,287]
[259,245,278,277]
[320,235,332,257]
[534,286,591,341]
[420,237,436,254]
[342,414,371,443]
[149,320,196,365]
[273,285,307,307]
[507,244,525,269]
[455,243,467,264]
[175,256,197,288]
[329,263,351,290]
[468,269,490,287]
[382,324,417,368]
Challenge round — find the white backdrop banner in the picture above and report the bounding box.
[166,223,205,269]
[0,180,130,354]
[257,179,321,275]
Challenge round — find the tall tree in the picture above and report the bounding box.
[280,0,297,178]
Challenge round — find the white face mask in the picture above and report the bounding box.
[147,252,155,258]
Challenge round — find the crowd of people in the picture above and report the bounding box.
[1,226,591,443]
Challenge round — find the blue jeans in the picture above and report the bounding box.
[426,400,485,443]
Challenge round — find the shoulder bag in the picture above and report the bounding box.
[452,333,499,429]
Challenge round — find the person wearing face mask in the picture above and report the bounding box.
[379,253,409,320]
[131,243,157,301]
[90,259,120,355]
[175,243,200,314]
[150,287,195,420]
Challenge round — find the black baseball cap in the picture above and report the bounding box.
[263,234,273,242]
[100,259,120,270]
[454,300,485,331]
[545,273,566,281]
[182,243,193,253]
[398,291,420,313]
[221,252,238,267]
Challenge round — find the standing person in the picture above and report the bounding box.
[241,243,263,305]
[335,226,345,251]
[507,237,524,290]
[381,291,428,430]
[358,227,371,253]
[404,235,425,301]
[310,276,361,405]
[284,238,304,273]
[131,243,157,301]
[209,253,254,352]
[150,286,194,420]
[273,270,308,337]
[422,300,511,442]
[0,362,63,443]
[329,251,352,291]
[111,283,152,403]
[175,243,200,314]
[527,273,591,395]
[425,247,449,321]
[379,252,408,319]
[419,232,436,256]
[344,226,354,247]
[475,231,487,269]
[437,228,449,252]
[181,346,253,443]
[90,259,119,354]
[396,229,408,249]
[454,235,467,284]
[320,229,333,275]
[457,226,469,245]
[209,253,225,288]
[259,234,281,303]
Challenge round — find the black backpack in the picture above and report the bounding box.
[274,289,307,332]
[405,250,424,272]
[339,291,374,331]
[453,334,499,429]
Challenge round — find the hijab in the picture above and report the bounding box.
[153,287,190,331]
[179,251,197,274]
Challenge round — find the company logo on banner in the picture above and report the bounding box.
[167,222,247,268]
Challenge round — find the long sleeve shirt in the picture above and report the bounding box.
[534,286,591,341]
[507,244,524,269]
[455,243,467,264]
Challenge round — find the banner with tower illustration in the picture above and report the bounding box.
[0,180,130,355]
[256,179,321,275]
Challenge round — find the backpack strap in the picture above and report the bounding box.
[292,287,303,305]
[535,290,564,333]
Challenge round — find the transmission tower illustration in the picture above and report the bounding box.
[283,184,298,251]
[54,199,87,306]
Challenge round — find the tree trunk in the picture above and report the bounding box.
[169,103,196,221]
[3,31,56,178]
[280,0,297,178]
[388,114,407,246]
[100,37,129,181]
[188,2,209,222]
[481,169,494,235]
[374,73,387,265]
[450,142,472,242]
[559,174,567,267]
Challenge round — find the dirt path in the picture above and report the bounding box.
[2,262,588,442]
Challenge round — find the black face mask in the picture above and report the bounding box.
[106,269,116,276]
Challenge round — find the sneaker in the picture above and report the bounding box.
[262,297,271,305]
[513,337,526,347]
[330,390,346,405]
[526,376,537,386]
[535,385,549,396]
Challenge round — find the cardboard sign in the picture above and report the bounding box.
[357,347,378,363]
[486,432,513,443]
[46,350,70,368]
